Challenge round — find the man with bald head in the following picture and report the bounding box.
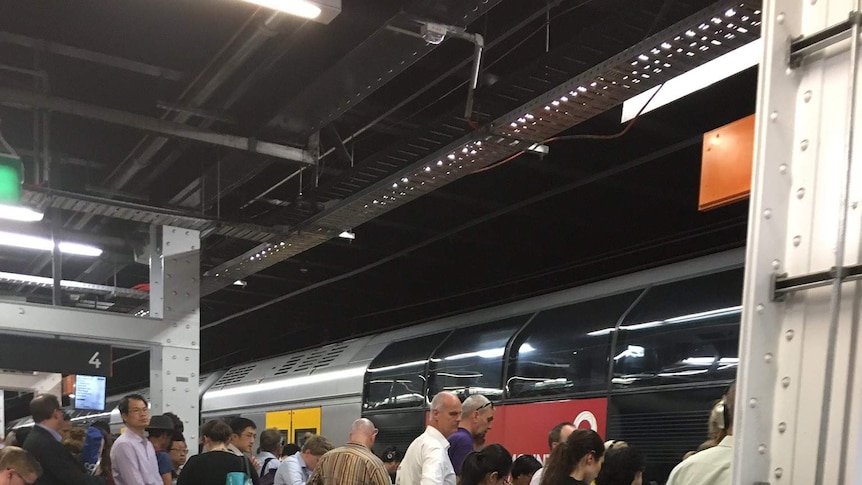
[529,422,576,485]
[447,394,494,476]
[396,392,461,485]
[308,418,390,485]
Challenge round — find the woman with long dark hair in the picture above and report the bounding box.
[595,447,644,485]
[460,444,512,485]
[539,429,604,485]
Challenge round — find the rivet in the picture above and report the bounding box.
[853,201,859,210]
[777,12,785,24]
[185,231,189,235]
[811,0,816,4]
[185,388,190,393]
[772,259,781,270]
[185,357,189,361]
[797,187,806,199]
[167,338,172,344]
[750,397,758,408]
[172,291,177,296]
[780,377,790,388]
[793,235,802,247]
[804,90,812,102]
[185,293,190,297]
[770,111,779,121]
[786,329,795,341]
[166,241,171,246]
[756,303,765,313]
[172,355,177,360]
[775,467,784,478]
[166,274,172,279]
[18,308,24,315]
[172,323,177,328]
[166,370,171,375]
[167,306,172,311]
[172,387,176,391]
[764,208,772,219]
[171,229,177,233]
[191,373,196,377]
[758,444,767,454]
[778,422,787,433]
[186,324,190,329]
[800,139,809,151]
[192,405,195,409]
[764,353,773,363]
[192,341,197,346]
[779,163,788,174]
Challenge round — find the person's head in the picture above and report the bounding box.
[229,418,257,454]
[347,418,378,449]
[541,429,605,485]
[300,435,333,470]
[3,431,15,448]
[548,422,576,452]
[162,412,184,433]
[200,420,232,451]
[59,413,72,440]
[168,431,188,470]
[719,382,735,435]
[118,394,150,431]
[380,447,402,476]
[460,444,512,485]
[0,446,42,485]
[460,395,495,439]
[429,392,462,438]
[595,447,645,485]
[91,420,111,437]
[511,455,542,485]
[62,427,86,455]
[29,394,62,429]
[146,415,176,450]
[282,443,300,458]
[258,428,283,456]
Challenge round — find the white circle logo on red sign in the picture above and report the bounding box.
[574,411,598,430]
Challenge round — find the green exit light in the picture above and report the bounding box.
[0,154,23,204]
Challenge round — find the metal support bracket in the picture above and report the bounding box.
[771,264,862,300]
[789,11,862,68]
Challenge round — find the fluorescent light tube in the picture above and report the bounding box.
[0,230,102,257]
[338,231,355,240]
[621,39,762,123]
[0,204,44,222]
[241,0,321,18]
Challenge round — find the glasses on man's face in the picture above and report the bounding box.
[170,448,189,454]
[127,407,149,415]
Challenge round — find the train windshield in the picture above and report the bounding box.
[506,291,642,398]
[363,332,449,411]
[427,315,528,400]
[611,268,743,387]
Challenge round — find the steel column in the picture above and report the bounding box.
[735,0,862,483]
[148,226,201,453]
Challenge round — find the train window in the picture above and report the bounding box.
[364,332,449,411]
[612,269,743,388]
[427,316,528,400]
[506,291,641,398]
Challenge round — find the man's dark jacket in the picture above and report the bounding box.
[23,424,105,485]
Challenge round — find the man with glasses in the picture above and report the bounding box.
[22,394,104,485]
[111,394,161,485]
[167,432,187,484]
[448,395,495,477]
[0,447,42,485]
[308,418,390,485]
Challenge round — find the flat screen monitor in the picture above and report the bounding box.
[74,375,106,411]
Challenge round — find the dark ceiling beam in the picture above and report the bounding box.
[0,87,314,165]
[0,31,184,81]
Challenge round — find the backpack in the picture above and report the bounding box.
[225,455,253,485]
[259,458,277,485]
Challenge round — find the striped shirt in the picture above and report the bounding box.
[308,443,391,485]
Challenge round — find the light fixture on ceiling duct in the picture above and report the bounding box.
[0,131,43,222]
[338,230,355,240]
[239,0,341,24]
[0,230,102,257]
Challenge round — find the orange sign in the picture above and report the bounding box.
[699,114,755,211]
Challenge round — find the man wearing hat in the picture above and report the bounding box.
[147,415,176,485]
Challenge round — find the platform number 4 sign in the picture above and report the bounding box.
[89,352,102,369]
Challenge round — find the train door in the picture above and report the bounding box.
[265,407,321,446]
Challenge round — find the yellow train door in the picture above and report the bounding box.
[265,407,321,446]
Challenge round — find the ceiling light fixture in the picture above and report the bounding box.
[0,203,43,222]
[338,230,355,240]
[621,38,761,123]
[239,0,342,23]
[0,230,102,257]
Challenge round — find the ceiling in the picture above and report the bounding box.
[0,0,758,414]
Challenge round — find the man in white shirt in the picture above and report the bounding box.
[274,435,333,485]
[666,383,736,485]
[529,422,576,485]
[395,392,462,485]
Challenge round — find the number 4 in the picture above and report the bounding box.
[89,352,101,369]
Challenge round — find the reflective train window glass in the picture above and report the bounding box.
[364,332,449,411]
[506,291,641,399]
[612,269,743,388]
[427,316,528,401]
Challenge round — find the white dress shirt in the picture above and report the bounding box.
[275,451,310,485]
[395,426,456,485]
[529,467,543,485]
[666,436,733,485]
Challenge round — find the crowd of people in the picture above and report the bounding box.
[0,383,734,485]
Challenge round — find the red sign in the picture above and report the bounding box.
[483,398,608,463]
